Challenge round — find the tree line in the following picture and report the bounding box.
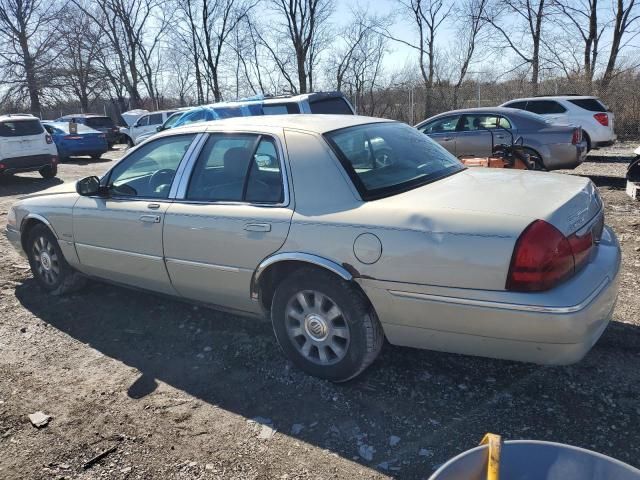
[0,0,638,121]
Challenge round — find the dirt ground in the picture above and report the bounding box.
[0,145,639,480]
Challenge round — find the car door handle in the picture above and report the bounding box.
[147,203,160,209]
[139,214,160,223]
[244,223,271,232]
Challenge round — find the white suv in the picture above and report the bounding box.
[500,96,616,150]
[0,115,58,178]
[121,110,177,147]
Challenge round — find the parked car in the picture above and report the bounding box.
[42,122,108,161]
[171,91,355,129]
[0,115,58,179]
[54,114,120,148]
[500,95,616,150]
[120,109,179,147]
[133,109,194,146]
[415,107,587,170]
[5,115,620,381]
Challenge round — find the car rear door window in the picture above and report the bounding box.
[525,100,566,114]
[309,97,353,114]
[418,116,460,134]
[85,117,115,128]
[148,113,163,125]
[568,98,607,112]
[0,120,44,136]
[459,114,511,130]
[262,103,300,115]
[187,134,283,203]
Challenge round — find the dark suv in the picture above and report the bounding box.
[54,114,120,148]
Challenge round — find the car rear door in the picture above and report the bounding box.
[0,119,49,158]
[163,132,293,312]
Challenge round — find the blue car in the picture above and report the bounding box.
[42,122,109,160]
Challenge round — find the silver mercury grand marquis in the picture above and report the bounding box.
[5,115,621,382]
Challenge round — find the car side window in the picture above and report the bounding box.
[186,134,283,204]
[459,114,508,131]
[137,116,149,127]
[504,101,527,110]
[107,134,196,199]
[148,113,163,125]
[526,100,566,114]
[419,116,460,134]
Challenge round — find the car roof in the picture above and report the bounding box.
[0,114,39,122]
[418,107,534,125]
[170,114,391,135]
[502,95,599,102]
[61,114,110,118]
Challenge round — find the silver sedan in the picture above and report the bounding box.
[416,107,588,170]
[5,115,619,381]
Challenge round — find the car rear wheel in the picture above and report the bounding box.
[271,268,383,382]
[39,165,57,179]
[26,224,86,295]
[91,154,101,160]
[523,148,545,170]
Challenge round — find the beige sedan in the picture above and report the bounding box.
[6,115,621,381]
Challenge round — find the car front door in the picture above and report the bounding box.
[73,133,200,294]
[131,115,149,143]
[417,115,460,155]
[163,132,293,312]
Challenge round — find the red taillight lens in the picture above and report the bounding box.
[594,112,609,126]
[507,220,575,292]
[45,134,53,144]
[571,128,582,144]
[567,229,593,270]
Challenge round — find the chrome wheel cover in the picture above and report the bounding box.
[32,235,60,286]
[284,290,351,365]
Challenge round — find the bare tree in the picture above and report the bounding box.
[484,0,550,93]
[0,0,61,115]
[601,0,640,90]
[267,0,334,94]
[451,0,489,108]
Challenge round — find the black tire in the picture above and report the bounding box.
[271,268,383,382]
[523,147,545,170]
[583,132,592,152]
[126,137,134,149]
[91,154,101,160]
[39,164,57,179]
[26,224,86,295]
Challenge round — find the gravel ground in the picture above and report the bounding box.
[0,146,639,479]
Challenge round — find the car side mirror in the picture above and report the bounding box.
[76,176,102,196]
[156,125,162,132]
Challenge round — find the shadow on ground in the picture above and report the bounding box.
[15,278,640,477]
[581,174,627,189]
[0,176,63,197]
[60,156,112,166]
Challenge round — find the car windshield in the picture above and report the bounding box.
[47,123,97,134]
[325,122,464,200]
[164,112,184,129]
[0,119,44,136]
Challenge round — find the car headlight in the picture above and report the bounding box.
[6,206,17,228]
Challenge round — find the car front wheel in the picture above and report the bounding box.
[26,224,85,295]
[39,165,57,179]
[271,268,383,382]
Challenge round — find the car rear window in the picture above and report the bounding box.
[0,119,44,136]
[309,97,353,114]
[325,122,464,200]
[568,98,607,112]
[85,116,115,128]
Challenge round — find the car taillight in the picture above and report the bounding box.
[507,220,576,292]
[64,135,82,140]
[571,128,582,145]
[45,134,53,144]
[594,112,609,126]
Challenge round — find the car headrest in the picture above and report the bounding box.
[223,147,252,178]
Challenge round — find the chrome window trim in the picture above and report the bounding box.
[174,131,291,208]
[165,257,252,273]
[168,132,207,199]
[388,276,610,314]
[75,242,163,261]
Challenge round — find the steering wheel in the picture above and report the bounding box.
[148,168,176,194]
[374,148,394,168]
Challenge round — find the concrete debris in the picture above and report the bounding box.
[258,424,277,440]
[358,444,375,461]
[28,411,51,428]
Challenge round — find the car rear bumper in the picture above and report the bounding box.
[544,141,587,170]
[0,154,56,174]
[361,226,621,365]
[59,145,108,157]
